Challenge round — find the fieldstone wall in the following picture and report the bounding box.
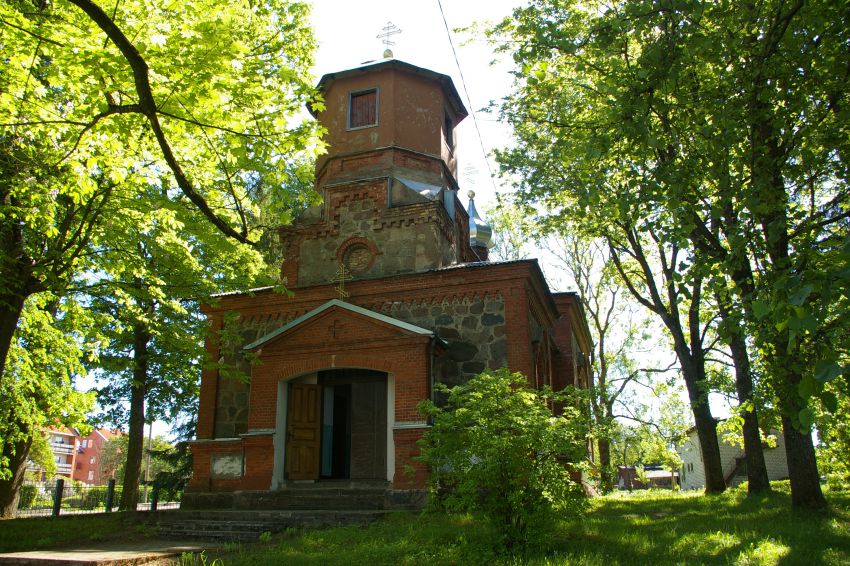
[213,316,293,439]
[214,374,250,439]
[293,184,457,287]
[377,294,506,386]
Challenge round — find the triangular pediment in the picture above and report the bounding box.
[244,299,433,352]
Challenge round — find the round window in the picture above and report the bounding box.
[343,243,372,273]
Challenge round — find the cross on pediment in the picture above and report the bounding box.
[328,319,344,338]
[331,263,353,301]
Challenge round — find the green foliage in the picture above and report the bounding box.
[26,433,57,480]
[1,0,322,244]
[17,483,36,509]
[490,0,849,506]
[97,434,175,487]
[0,0,321,506]
[816,375,850,487]
[417,369,589,550]
[0,295,93,482]
[484,197,538,261]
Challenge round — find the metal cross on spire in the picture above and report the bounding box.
[377,21,402,58]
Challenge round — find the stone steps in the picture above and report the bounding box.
[164,484,425,542]
[157,509,393,542]
[181,484,425,512]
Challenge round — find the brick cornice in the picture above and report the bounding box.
[205,261,555,323]
[316,145,461,191]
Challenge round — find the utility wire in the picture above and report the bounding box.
[436,0,498,195]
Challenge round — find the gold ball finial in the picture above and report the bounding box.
[378,21,401,60]
[468,190,476,199]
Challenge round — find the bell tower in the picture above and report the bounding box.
[281,60,477,288]
[312,59,467,190]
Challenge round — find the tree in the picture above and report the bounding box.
[611,380,689,488]
[816,375,850,488]
[544,231,673,492]
[84,180,266,510]
[418,369,588,551]
[490,6,728,492]
[98,434,175,487]
[714,289,771,494]
[484,197,535,261]
[0,295,93,516]
[487,200,669,492]
[1,0,321,510]
[0,0,322,387]
[0,135,113,390]
[490,0,847,508]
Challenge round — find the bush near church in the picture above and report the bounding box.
[418,369,589,550]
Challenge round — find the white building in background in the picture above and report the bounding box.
[677,427,789,490]
[44,427,79,478]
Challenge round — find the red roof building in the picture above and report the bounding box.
[35,427,120,485]
[73,429,121,485]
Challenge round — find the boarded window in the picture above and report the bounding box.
[349,89,377,128]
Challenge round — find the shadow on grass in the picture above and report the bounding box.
[220,487,848,565]
[546,485,849,566]
[5,486,847,565]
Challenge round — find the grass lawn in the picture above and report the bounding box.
[0,512,159,553]
[217,483,850,566]
[1,483,847,565]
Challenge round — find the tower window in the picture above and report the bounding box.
[444,111,453,148]
[349,89,378,129]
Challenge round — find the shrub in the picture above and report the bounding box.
[80,486,110,510]
[18,484,37,509]
[418,369,589,551]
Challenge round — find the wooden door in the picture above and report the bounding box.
[350,380,387,479]
[286,383,321,480]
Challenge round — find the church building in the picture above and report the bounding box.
[185,57,592,506]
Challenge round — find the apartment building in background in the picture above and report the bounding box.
[33,427,121,485]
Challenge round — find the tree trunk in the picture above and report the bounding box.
[0,436,32,517]
[119,320,150,511]
[776,361,827,510]
[745,34,827,508]
[719,302,770,495]
[0,293,26,389]
[690,397,725,494]
[781,414,825,510]
[0,211,38,389]
[731,340,770,495]
[676,346,726,494]
[598,436,613,492]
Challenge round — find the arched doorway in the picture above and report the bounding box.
[285,369,388,482]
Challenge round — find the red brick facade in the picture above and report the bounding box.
[188,59,592,498]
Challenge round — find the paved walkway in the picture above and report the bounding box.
[0,540,213,565]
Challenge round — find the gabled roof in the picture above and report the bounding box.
[243,299,434,351]
[93,429,121,441]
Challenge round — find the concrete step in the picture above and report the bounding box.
[181,485,421,512]
[156,509,393,542]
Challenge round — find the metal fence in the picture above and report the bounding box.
[16,479,180,517]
